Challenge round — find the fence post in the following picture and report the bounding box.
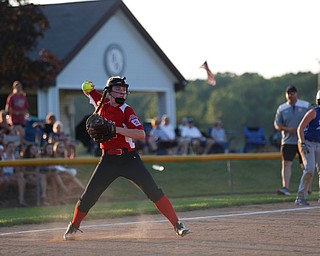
[227,160,233,194]
[36,167,41,206]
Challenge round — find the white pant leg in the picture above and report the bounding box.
[297,141,316,199]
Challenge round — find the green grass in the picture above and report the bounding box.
[0,158,318,227]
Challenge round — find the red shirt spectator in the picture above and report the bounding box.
[5,81,29,127]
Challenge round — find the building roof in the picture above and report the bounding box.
[34,0,186,91]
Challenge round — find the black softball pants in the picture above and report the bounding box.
[77,151,164,212]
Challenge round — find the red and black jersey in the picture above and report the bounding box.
[88,89,144,150]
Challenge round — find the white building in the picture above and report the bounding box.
[34,0,186,137]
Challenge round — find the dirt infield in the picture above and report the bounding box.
[1,202,320,256]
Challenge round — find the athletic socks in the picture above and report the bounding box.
[71,195,178,228]
[154,195,179,226]
[71,207,88,228]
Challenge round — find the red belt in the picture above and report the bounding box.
[104,148,133,155]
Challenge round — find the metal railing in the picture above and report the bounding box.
[0,152,282,205]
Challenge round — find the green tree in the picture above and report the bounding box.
[175,72,317,150]
[0,0,61,88]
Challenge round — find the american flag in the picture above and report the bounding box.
[200,61,216,86]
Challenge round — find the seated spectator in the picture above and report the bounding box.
[175,117,190,155]
[63,134,77,159]
[51,120,66,142]
[161,115,189,155]
[50,120,76,158]
[21,143,38,179]
[21,143,46,205]
[148,118,178,155]
[32,113,56,146]
[40,142,69,205]
[52,141,84,196]
[1,141,30,207]
[176,117,188,138]
[160,115,176,141]
[1,109,20,148]
[0,110,12,135]
[2,126,21,149]
[181,118,214,154]
[209,120,229,153]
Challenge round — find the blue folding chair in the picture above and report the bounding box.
[243,127,266,153]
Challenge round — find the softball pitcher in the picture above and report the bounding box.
[63,76,190,240]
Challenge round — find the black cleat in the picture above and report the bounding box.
[63,222,83,241]
[174,220,190,237]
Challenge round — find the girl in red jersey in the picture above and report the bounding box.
[63,77,189,240]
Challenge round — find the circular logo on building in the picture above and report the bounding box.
[104,44,125,76]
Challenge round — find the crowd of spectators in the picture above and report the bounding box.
[0,81,81,207]
[140,115,230,156]
[0,132,82,207]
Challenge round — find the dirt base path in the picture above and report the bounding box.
[1,202,320,256]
